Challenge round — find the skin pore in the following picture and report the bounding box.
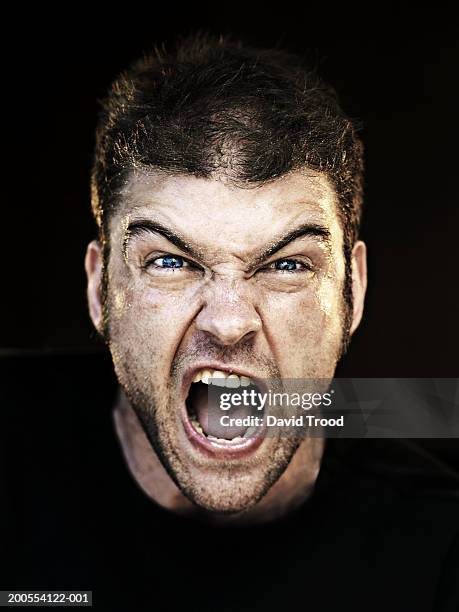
[85,168,366,523]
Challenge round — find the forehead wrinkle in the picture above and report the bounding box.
[116,179,340,265]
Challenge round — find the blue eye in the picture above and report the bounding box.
[272,259,302,271]
[154,255,187,269]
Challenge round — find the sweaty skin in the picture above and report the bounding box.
[85,168,367,522]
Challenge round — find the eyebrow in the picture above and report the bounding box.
[251,223,331,266]
[123,218,331,265]
[124,219,203,260]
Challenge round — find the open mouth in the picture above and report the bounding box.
[182,368,266,457]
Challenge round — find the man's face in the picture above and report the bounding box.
[89,169,356,513]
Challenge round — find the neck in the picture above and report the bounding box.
[113,389,325,524]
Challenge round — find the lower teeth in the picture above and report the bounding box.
[189,416,249,444]
[207,435,245,444]
[190,417,204,435]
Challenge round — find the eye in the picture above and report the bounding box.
[148,255,190,269]
[269,258,310,272]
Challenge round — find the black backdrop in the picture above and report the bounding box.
[2,7,458,378]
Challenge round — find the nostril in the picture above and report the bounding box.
[195,310,262,346]
[204,327,255,346]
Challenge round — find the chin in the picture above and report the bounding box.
[180,473,272,515]
[152,438,294,517]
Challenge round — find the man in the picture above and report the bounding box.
[2,35,458,611]
[85,34,367,521]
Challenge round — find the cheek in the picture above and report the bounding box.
[107,279,196,366]
[261,285,343,377]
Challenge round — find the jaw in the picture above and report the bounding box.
[167,440,301,515]
[112,354,323,515]
[114,386,323,519]
[162,418,302,515]
[137,400,296,514]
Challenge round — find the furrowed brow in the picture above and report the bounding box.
[252,223,332,266]
[123,218,331,266]
[123,219,202,260]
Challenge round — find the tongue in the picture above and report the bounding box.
[192,385,250,439]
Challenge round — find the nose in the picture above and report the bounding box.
[195,280,262,346]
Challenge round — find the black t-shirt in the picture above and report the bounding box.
[1,352,458,611]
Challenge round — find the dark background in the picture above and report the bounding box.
[1,12,459,603]
[2,8,458,377]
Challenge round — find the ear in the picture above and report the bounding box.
[85,240,104,333]
[349,240,367,335]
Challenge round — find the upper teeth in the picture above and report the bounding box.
[192,369,251,388]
